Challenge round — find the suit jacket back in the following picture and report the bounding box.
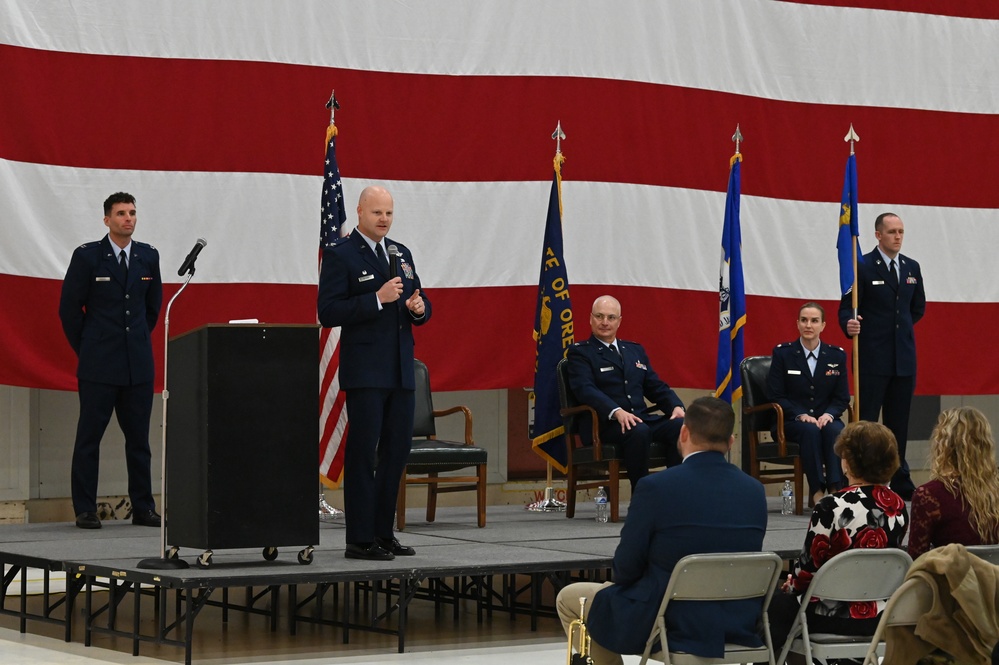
[587,451,768,657]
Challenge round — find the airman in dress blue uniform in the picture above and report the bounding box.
[58,192,162,529]
[318,185,431,561]
[838,212,925,500]
[566,295,684,489]
[767,302,850,506]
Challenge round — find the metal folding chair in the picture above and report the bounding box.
[777,548,913,665]
[639,551,784,665]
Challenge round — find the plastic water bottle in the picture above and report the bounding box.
[781,480,794,515]
[594,486,609,523]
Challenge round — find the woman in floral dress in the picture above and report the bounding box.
[769,420,909,661]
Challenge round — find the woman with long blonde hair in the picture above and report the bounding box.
[908,407,999,559]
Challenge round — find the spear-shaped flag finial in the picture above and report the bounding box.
[326,90,340,124]
[552,120,566,155]
[732,124,744,155]
[844,123,860,156]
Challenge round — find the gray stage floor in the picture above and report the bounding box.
[0,497,813,664]
[0,497,810,582]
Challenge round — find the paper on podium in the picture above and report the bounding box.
[228,318,260,324]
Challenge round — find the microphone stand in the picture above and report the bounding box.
[138,268,196,569]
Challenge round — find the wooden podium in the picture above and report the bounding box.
[166,324,319,558]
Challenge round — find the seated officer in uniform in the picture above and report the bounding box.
[766,301,850,507]
[566,295,684,489]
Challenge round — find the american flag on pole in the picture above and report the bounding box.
[318,119,349,488]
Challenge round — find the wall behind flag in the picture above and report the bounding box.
[1,1,998,395]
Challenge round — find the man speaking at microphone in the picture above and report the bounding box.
[318,185,431,560]
[58,192,163,530]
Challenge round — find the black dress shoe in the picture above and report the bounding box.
[375,537,415,556]
[132,509,161,527]
[76,512,101,529]
[345,543,395,561]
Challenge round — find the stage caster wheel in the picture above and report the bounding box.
[196,550,214,568]
[297,546,314,565]
[166,546,180,560]
[263,546,279,561]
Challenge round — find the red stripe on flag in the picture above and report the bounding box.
[318,325,347,485]
[2,45,999,208]
[777,0,999,20]
[3,274,998,395]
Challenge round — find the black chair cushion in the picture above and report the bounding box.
[570,440,674,466]
[406,439,487,473]
[755,441,801,460]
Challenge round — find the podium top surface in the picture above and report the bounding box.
[170,322,319,342]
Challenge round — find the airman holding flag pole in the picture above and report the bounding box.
[528,121,573,512]
[838,123,926,500]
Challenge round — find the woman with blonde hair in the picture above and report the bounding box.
[908,406,999,559]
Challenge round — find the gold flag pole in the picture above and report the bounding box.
[527,121,569,513]
[845,124,861,421]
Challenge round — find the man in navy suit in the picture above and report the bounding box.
[557,397,768,663]
[58,192,163,530]
[839,212,925,500]
[767,302,850,507]
[318,185,431,561]
[566,295,684,488]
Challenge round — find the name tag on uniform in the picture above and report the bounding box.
[95,276,110,282]
[872,280,885,285]
[787,369,801,375]
[358,274,375,282]
[600,366,614,372]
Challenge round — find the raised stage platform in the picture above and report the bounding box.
[1,499,809,664]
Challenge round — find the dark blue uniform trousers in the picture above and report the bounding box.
[783,419,844,495]
[859,373,916,498]
[602,416,683,490]
[71,380,155,515]
[343,387,414,545]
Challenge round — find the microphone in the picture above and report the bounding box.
[177,238,207,276]
[387,244,400,279]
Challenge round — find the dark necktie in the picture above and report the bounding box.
[889,259,898,286]
[119,250,128,280]
[375,242,386,266]
[610,343,621,357]
[807,352,817,376]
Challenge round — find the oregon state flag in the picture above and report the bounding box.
[531,154,573,472]
[714,153,745,403]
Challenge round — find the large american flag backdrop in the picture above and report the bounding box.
[1,1,997,397]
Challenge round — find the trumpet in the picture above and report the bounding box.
[567,596,594,665]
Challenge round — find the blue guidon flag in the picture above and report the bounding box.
[838,152,863,297]
[714,153,746,404]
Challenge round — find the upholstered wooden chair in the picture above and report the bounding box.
[397,359,487,529]
[556,358,675,522]
[740,355,804,515]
